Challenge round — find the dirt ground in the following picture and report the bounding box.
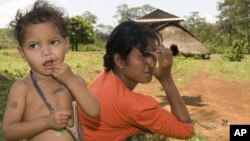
[135,61,250,141]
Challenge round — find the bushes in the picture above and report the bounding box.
[206,43,225,54]
[222,40,248,62]
[0,28,17,49]
[75,43,104,52]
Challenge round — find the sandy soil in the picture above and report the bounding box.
[135,61,250,141]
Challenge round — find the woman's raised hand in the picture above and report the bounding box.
[149,46,173,81]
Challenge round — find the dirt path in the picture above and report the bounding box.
[136,61,250,141]
[181,61,250,140]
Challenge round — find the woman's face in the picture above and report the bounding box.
[118,38,156,90]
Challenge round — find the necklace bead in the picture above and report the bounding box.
[32,72,54,81]
[37,81,64,94]
[31,72,63,94]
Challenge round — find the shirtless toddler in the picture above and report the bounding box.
[2,0,99,140]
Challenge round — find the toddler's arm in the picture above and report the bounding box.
[51,62,100,118]
[2,81,71,140]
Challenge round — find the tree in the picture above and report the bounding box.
[114,4,156,23]
[95,24,113,42]
[68,16,94,51]
[182,12,217,44]
[217,0,250,46]
[222,39,247,61]
[82,11,98,25]
[182,12,206,32]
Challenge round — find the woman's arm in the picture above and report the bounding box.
[159,75,192,123]
[149,46,192,123]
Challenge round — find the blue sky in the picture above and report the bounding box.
[0,0,221,28]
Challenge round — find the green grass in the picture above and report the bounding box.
[1,49,250,140]
[208,55,250,82]
[172,56,203,85]
[128,130,207,141]
[0,49,104,82]
[65,51,104,84]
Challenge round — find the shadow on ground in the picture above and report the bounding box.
[158,95,207,107]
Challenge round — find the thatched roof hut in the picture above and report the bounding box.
[136,9,184,23]
[135,9,210,58]
[157,23,210,57]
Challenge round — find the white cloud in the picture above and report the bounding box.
[204,14,218,23]
[0,0,34,28]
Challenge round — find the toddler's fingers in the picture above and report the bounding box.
[72,101,77,108]
[60,110,72,118]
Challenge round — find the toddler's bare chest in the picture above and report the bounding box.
[23,88,73,120]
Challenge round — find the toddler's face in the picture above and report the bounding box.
[18,21,69,76]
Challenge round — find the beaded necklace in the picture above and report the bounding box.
[37,81,64,94]
[32,73,54,81]
[32,72,63,94]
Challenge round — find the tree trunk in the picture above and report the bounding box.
[244,0,250,47]
[229,24,232,46]
[76,44,78,51]
[72,44,74,51]
[246,21,249,46]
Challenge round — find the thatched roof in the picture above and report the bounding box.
[135,9,184,23]
[157,23,210,56]
[135,9,210,57]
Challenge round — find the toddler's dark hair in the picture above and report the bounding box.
[10,0,69,47]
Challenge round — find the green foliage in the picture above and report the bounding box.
[0,28,16,49]
[0,77,13,120]
[82,11,98,25]
[94,24,113,42]
[205,43,225,54]
[181,0,250,54]
[78,44,104,52]
[127,130,207,141]
[68,16,95,51]
[217,0,250,46]
[182,12,222,51]
[169,132,208,141]
[222,40,247,61]
[114,4,156,23]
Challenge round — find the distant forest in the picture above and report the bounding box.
[0,0,249,55]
